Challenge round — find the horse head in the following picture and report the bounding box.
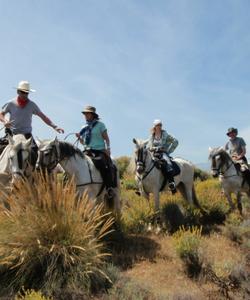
[133,138,150,175]
[36,137,60,173]
[7,134,33,182]
[208,146,232,177]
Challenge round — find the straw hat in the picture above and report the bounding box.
[15,81,36,93]
[81,105,99,118]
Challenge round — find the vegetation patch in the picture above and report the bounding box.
[0,173,114,297]
[173,226,203,278]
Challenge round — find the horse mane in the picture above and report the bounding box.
[58,141,84,159]
[209,147,232,167]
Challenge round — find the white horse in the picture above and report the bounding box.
[132,138,201,212]
[36,138,121,214]
[0,134,33,189]
[209,147,250,214]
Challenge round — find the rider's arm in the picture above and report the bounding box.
[0,111,12,128]
[0,111,6,123]
[238,145,246,159]
[164,133,178,154]
[102,130,111,155]
[36,111,64,134]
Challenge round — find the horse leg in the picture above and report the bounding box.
[224,191,235,211]
[113,187,121,217]
[177,182,194,206]
[236,192,242,215]
[152,189,160,212]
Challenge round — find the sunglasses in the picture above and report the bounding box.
[18,90,29,95]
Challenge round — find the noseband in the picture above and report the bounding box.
[211,153,234,176]
[38,145,60,172]
[11,148,30,178]
[136,147,146,170]
[135,146,155,179]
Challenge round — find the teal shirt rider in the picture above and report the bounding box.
[80,121,107,150]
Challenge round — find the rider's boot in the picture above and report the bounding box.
[242,169,250,189]
[167,170,177,194]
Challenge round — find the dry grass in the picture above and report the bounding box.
[0,173,114,297]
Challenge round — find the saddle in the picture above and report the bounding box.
[153,153,180,176]
[153,153,180,191]
[233,161,250,188]
[85,150,117,188]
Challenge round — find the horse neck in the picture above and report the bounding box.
[146,150,154,168]
[0,145,11,172]
[220,155,237,176]
[59,152,88,181]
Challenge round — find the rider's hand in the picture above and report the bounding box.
[4,120,12,128]
[75,133,80,139]
[106,148,111,156]
[55,127,64,134]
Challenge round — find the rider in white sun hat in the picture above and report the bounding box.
[146,119,179,193]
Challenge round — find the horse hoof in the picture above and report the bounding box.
[155,226,161,234]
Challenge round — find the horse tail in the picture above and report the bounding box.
[192,184,207,214]
[192,185,200,208]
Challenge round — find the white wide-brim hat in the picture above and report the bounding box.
[153,119,162,126]
[15,80,36,93]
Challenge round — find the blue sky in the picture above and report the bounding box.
[0,0,250,163]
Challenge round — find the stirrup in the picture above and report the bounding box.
[106,187,114,199]
[168,182,177,194]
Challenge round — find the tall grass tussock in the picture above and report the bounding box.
[0,173,114,297]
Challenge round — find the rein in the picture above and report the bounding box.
[39,142,104,195]
[136,148,156,180]
[212,155,238,178]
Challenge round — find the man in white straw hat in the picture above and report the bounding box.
[146,119,179,193]
[0,80,64,148]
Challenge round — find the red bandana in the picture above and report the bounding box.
[17,96,28,108]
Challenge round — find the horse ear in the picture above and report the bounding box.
[25,137,32,147]
[132,138,137,145]
[8,135,14,145]
[218,146,224,153]
[36,137,42,147]
[208,146,213,153]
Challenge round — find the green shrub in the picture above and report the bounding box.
[194,167,210,181]
[161,201,185,233]
[115,156,131,178]
[0,173,114,296]
[106,276,158,300]
[121,192,155,234]
[173,226,203,277]
[15,289,52,300]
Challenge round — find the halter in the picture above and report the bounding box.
[135,146,155,180]
[38,144,60,172]
[37,141,104,195]
[9,147,31,178]
[211,152,238,178]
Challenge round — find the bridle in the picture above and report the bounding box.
[37,144,61,173]
[211,153,236,177]
[9,147,31,178]
[135,146,155,180]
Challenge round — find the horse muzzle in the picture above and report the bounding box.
[211,170,218,177]
[136,164,144,174]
